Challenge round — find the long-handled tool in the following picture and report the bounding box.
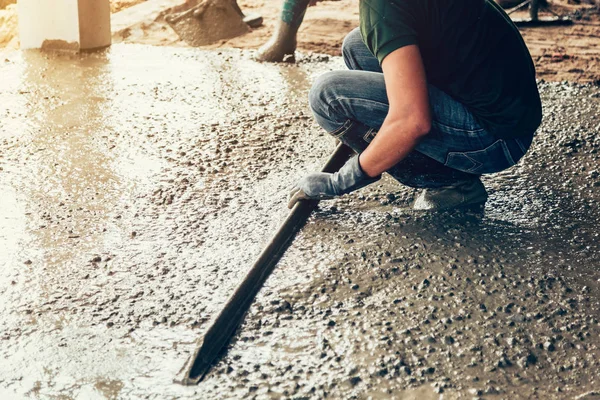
[175,143,354,385]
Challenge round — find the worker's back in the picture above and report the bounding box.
[360,0,542,139]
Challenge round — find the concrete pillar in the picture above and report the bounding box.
[18,0,111,51]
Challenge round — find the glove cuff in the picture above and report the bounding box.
[333,155,380,195]
[356,153,380,180]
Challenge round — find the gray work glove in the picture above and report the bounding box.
[288,155,380,209]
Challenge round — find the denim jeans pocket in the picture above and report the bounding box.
[445,139,518,174]
[330,120,353,138]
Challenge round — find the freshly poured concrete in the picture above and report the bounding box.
[0,46,599,399]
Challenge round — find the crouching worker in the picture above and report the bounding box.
[288,0,542,211]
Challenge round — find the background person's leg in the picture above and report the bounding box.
[255,0,310,62]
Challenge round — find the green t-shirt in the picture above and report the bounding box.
[360,0,542,139]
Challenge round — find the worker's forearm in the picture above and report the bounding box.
[359,117,429,178]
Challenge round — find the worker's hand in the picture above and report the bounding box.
[288,155,380,209]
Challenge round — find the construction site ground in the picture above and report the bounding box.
[1,1,600,399]
[1,44,600,399]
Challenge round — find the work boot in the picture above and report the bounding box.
[255,0,310,62]
[413,179,488,211]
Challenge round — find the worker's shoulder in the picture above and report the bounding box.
[359,0,406,26]
[360,0,399,16]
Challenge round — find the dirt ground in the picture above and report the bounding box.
[111,0,148,13]
[109,0,600,83]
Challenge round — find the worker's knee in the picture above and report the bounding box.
[309,71,350,131]
[309,71,333,115]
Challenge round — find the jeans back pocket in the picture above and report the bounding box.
[445,139,520,175]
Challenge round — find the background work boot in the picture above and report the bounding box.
[255,21,298,62]
[413,179,488,211]
[255,0,310,62]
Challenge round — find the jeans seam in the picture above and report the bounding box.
[445,152,482,173]
[363,128,376,143]
[432,120,485,135]
[500,140,516,165]
[515,138,528,154]
[328,96,389,118]
[329,120,353,138]
[464,154,482,172]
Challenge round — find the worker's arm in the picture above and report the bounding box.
[288,45,431,208]
[359,45,431,177]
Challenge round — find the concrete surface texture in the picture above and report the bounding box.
[0,46,600,399]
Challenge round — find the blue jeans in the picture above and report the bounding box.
[309,28,534,188]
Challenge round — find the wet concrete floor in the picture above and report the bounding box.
[0,45,599,399]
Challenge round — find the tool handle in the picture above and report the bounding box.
[177,143,353,384]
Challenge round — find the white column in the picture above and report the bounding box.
[18,0,111,51]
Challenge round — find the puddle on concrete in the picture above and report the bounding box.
[0,45,599,399]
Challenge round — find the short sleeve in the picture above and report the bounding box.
[360,0,419,64]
